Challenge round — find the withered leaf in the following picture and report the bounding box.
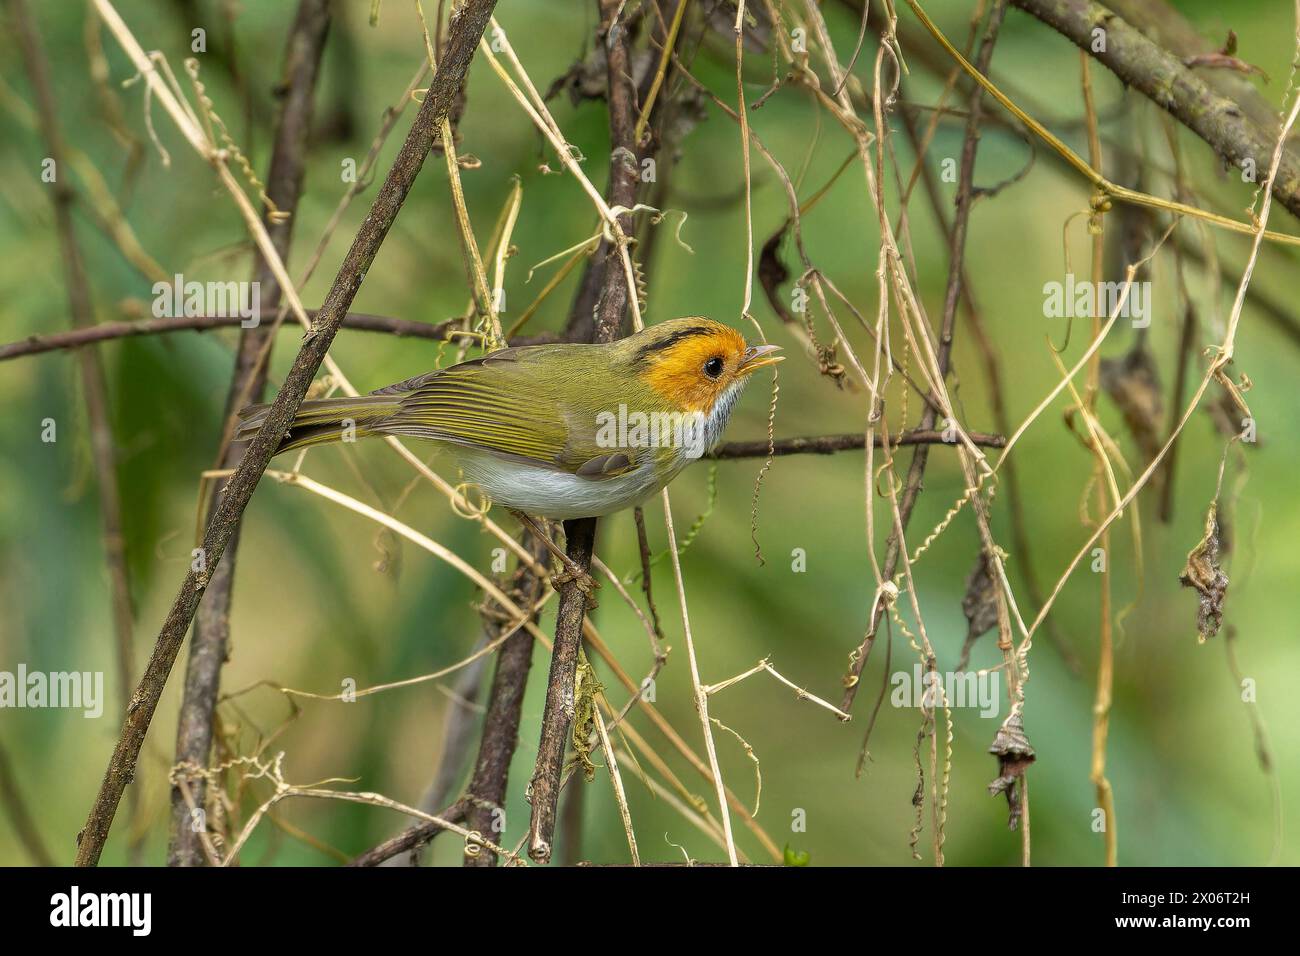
[1182,31,1270,80]
[758,221,796,325]
[957,551,999,671]
[988,712,1036,831]
[1179,504,1229,642]
[544,54,606,108]
[545,47,655,109]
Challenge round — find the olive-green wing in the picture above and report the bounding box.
[374,345,638,478]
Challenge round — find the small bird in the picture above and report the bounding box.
[237,317,781,586]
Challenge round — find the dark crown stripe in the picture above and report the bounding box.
[632,326,714,364]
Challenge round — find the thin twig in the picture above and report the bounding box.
[1079,50,1117,867]
[893,74,1080,674]
[704,657,852,722]
[710,429,1004,459]
[0,310,463,362]
[660,487,738,865]
[348,799,466,866]
[593,702,640,864]
[462,536,547,867]
[840,0,1009,712]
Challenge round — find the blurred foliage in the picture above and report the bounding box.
[1,0,1298,866]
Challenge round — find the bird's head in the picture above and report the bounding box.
[619,317,783,416]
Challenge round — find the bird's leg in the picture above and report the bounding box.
[509,510,599,603]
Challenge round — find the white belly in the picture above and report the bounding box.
[447,445,674,519]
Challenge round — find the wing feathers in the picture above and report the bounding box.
[367,348,631,477]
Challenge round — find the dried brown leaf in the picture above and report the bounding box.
[957,551,999,671]
[1183,32,1270,80]
[987,712,1035,831]
[1179,503,1229,642]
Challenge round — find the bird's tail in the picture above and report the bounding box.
[236,394,402,455]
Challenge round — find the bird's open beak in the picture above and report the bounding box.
[738,343,784,375]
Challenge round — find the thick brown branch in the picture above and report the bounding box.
[563,8,645,344]
[463,538,546,867]
[1104,0,1279,133]
[73,0,499,867]
[526,0,657,866]
[1010,0,1300,219]
[528,518,595,866]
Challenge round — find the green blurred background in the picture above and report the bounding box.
[1,0,1297,866]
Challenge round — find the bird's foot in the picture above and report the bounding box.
[552,560,600,608]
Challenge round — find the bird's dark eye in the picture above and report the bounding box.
[703,356,724,379]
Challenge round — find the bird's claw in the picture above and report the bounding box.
[552,562,600,607]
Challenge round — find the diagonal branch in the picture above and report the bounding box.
[73,0,500,867]
[1009,0,1300,220]
[168,0,331,868]
[525,0,666,866]
[1104,0,1282,133]
[347,800,467,866]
